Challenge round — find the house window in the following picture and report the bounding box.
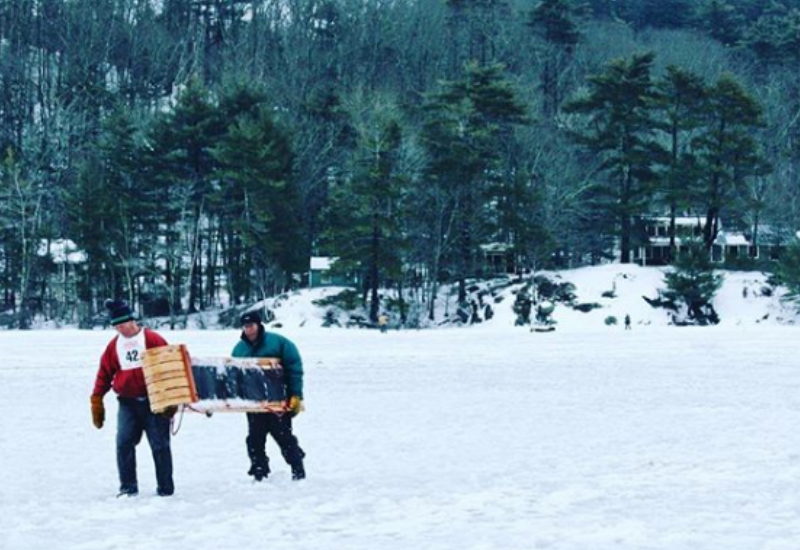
[646,246,669,261]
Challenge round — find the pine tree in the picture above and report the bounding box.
[421,62,526,305]
[663,241,723,324]
[698,0,744,47]
[67,107,154,317]
[692,73,769,250]
[146,78,222,320]
[655,66,707,258]
[772,242,800,310]
[564,52,665,263]
[320,97,407,322]
[741,6,800,69]
[528,0,588,118]
[211,89,297,302]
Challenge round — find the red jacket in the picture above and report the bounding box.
[92,328,168,399]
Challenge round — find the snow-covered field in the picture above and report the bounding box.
[2,323,799,550]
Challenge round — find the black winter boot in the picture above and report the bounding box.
[248,462,270,482]
[291,462,305,481]
[117,487,138,498]
[246,432,270,481]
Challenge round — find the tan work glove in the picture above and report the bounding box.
[90,395,105,429]
[287,396,305,416]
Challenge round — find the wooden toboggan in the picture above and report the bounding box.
[141,345,287,414]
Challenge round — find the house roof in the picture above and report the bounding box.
[715,232,749,246]
[310,256,337,270]
[646,216,706,227]
[480,242,513,253]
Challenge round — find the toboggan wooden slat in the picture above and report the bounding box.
[142,344,198,413]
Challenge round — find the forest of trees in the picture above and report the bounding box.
[2,0,800,328]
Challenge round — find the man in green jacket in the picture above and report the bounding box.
[232,310,306,481]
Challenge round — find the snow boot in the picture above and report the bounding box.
[291,461,305,481]
[248,461,270,482]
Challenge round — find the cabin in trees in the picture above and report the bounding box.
[630,216,794,266]
[308,256,362,287]
[480,243,516,275]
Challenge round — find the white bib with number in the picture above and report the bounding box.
[116,329,147,371]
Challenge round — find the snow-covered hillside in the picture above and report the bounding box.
[246,265,799,330]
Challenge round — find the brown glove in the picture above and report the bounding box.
[90,395,105,429]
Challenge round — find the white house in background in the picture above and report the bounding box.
[631,216,794,266]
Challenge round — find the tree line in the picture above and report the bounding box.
[2,0,800,328]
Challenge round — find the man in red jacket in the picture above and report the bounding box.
[90,299,175,497]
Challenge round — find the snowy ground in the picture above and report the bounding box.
[1,324,799,550]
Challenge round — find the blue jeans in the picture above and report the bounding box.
[117,397,173,495]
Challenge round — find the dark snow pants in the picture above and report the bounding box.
[117,397,173,495]
[246,412,305,472]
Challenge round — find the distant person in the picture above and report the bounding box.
[90,299,176,497]
[624,314,632,330]
[378,313,389,333]
[233,311,306,481]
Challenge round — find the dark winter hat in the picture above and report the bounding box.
[105,299,135,326]
[240,311,262,326]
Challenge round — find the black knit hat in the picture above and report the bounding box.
[106,299,135,326]
[240,311,262,325]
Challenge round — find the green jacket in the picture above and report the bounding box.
[231,326,303,399]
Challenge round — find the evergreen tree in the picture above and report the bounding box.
[772,242,800,310]
[742,8,800,68]
[421,62,526,305]
[528,0,588,118]
[663,240,723,324]
[320,97,408,322]
[698,0,744,46]
[67,107,154,317]
[211,89,297,302]
[564,52,665,263]
[693,73,769,249]
[655,66,707,258]
[146,78,222,321]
